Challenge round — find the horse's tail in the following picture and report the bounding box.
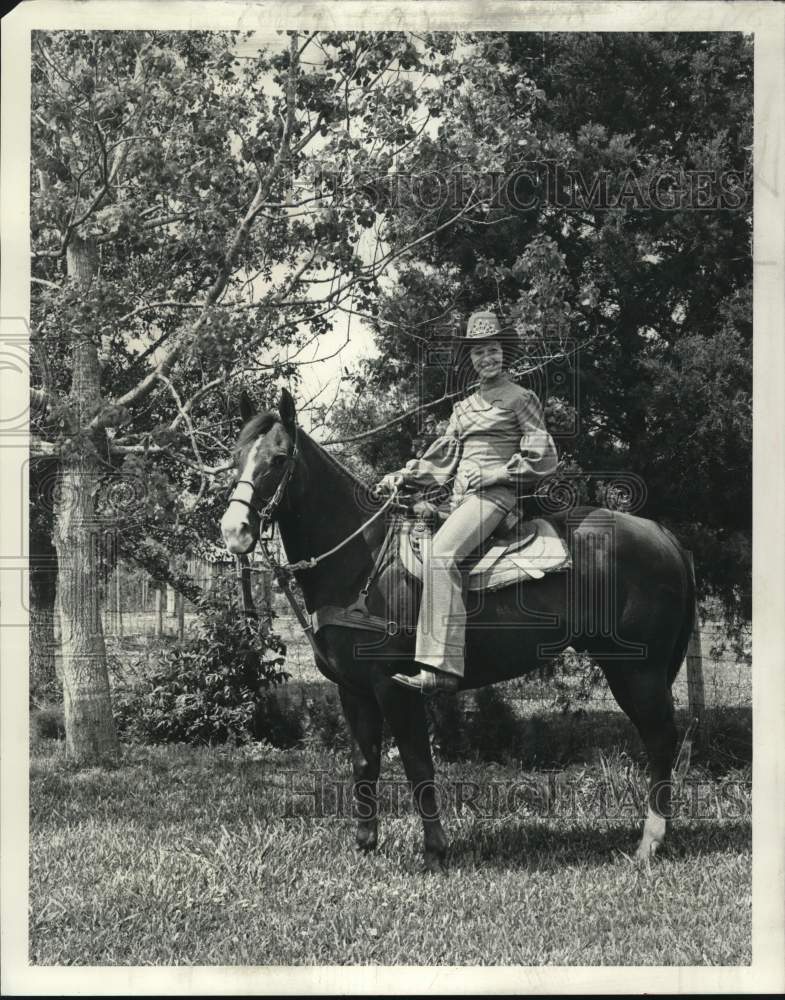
[666,534,698,689]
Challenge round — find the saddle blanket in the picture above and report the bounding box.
[400,517,571,592]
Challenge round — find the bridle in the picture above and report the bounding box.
[227,423,300,537]
[226,417,400,577]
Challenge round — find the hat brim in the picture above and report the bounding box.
[455,330,518,347]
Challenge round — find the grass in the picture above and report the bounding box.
[30,614,752,966]
[29,738,751,966]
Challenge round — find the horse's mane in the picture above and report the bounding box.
[301,427,367,494]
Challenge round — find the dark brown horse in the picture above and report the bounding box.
[221,390,696,871]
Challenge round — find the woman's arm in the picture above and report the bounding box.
[395,409,462,489]
[502,390,559,485]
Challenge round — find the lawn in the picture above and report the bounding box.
[29,738,751,966]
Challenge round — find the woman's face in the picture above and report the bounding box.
[470,339,504,381]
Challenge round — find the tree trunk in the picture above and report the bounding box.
[30,460,60,699]
[52,235,118,762]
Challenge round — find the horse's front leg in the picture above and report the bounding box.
[373,673,449,872]
[338,684,383,852]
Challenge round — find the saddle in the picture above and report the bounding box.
[310,502,571,638]
[399,512,571,592]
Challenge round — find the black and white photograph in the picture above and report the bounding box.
[1,0,783,993]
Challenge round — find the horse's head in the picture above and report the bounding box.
[220,388,299,555]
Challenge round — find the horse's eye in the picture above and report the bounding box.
[271,454,286,468]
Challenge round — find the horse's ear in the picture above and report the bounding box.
[278,387,297,433]
[239,390,256,424]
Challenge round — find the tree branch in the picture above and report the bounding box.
[95,212,192,245]
[62,181,110,244]
[31,437,59,457]
[30,387,51,409]
[32,248,66,260]
[108,441,232,476]
[31,277,62,290]
[156,373,209,499]
[91,33,304,428]
[116,300,205,325]
[169,377,225,430]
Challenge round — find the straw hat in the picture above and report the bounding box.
[461,311,505,342]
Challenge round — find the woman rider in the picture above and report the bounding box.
[376,310,559,694]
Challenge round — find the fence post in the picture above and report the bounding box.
[177,591,185,642]
[686,625,707,745]
[115,565,123,637]
[682,549,707,746]
[262,568,273,635]
[155,587,163,637]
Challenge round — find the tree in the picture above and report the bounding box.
[31,29,509,760]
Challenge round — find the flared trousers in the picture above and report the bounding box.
[415,492,508,676]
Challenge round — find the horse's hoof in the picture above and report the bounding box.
[424,850,449,874]
[355,825,378,852]
[634,840,661,863]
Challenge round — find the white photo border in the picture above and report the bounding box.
[2,1,783,994]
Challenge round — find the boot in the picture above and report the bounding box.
[391,667,460,695]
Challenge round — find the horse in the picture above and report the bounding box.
[221,389,696,872]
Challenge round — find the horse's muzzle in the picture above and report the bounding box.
[220,511,258,556]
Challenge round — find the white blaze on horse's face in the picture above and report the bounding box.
[221,422,294,554]
[221,437,264,555]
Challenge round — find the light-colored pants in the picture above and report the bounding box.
[415,493,508,676]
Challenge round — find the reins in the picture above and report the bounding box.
[231,418,401,655]
[271,485,400,575]
[252,489,400,675]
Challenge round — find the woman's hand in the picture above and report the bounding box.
[374,472,405,496]
[464,466,512,492]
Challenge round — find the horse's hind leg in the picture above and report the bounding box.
[339,685,383,851]
[373,675,449,872]
[599,657,678,860]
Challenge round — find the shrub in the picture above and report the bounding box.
[30,702,66,746]
[253,687,304,748]
[427,692,472,760]
[466,686,522,762]
[114,579,289,746]
[300,687,350,752]
[549,650,605,713]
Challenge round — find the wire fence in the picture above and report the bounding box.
[94,553,752,715]
[82,553,752,742]
[95,594,751,715]
[238,607,752,719]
